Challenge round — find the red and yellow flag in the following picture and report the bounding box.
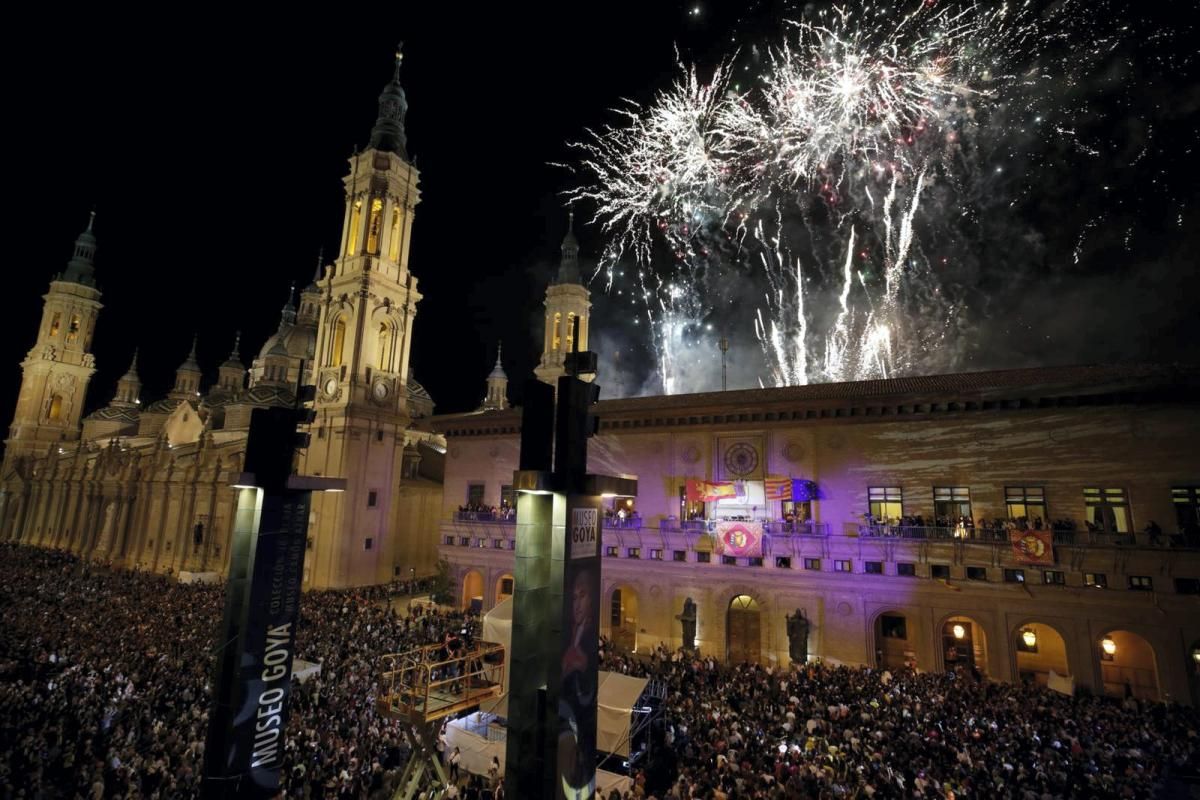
[764,477,792,501]
[685,480,738,503]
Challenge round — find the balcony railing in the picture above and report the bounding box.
[602,516,644,530]
[763,521,831,537]
[454,511,516,523]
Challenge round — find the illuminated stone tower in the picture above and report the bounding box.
[3,214,103,464]
[480,343,509,411]
[535,211,592,385]
[300,45,423,587]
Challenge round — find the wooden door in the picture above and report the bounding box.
[727,602,761,664]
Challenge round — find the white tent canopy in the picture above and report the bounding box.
[478,597,648,757]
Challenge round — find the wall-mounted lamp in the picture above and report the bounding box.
[1021,628,1037,648]
[952,624,966,640]
[1101,637,1117,657]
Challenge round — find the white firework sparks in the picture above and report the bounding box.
[566,1,1133,392]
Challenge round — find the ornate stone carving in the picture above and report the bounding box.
[783,441,806,463]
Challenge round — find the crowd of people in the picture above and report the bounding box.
[0,544,473,799]
[5,541,1200,798]
[599,641,1200,799]
[456,503,515,521]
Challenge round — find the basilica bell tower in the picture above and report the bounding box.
[299,46,422,587]
[3,215,103,466]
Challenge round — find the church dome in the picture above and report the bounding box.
[256,321,317,362]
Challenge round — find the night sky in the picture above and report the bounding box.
[2,1,1196,428]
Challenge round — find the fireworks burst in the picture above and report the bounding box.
[562,0,1172,394]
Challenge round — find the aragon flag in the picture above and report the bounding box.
[764,478,792,501]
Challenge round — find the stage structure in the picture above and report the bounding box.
[375,638,507,799]
[505,332,637,800]
[201,388,347,799]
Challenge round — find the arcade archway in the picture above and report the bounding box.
[941,615,989,678]
[462,570,484,611]
[873,611,914,670]
[1013,622,1070,688]
[1098,630,1160,701]
[495,573,514,605]
[727,595,761,664]
[609,585,640,652]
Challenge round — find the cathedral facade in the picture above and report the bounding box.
[0,54,443,589]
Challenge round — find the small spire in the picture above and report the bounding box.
[280,284,297,327]
[229,331,241,358]
[314,248,324,282]
[488,342,507,380]
[62,211,98,286]
[557,207,581,284]
[121,348,140,380]
[368,43,410,158]
[187,334,198,360]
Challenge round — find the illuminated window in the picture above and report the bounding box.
[834,559,852,572]
[377,323,390,371]
[366,198,384,254]
[330,319,347,367]
[1084,488,1130,533]
[803,558,821,570]
[1085,572,1107,588]
[552,312,561,351]
[66,316,80,344]
[1005,486,1047,522]
[1128,575,1152,591]
[49,313,61,338]
[388,207,402,261]
[47,395,63,422]
[346,199,363,255]
[868,487,902,522]
[565,312,576,352]
[933,487,972,520]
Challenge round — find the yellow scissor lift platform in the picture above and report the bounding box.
[376,640,506,800]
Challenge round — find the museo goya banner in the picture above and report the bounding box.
[229,492,310,797]
[714,520,764,558]
[559,502,601,799]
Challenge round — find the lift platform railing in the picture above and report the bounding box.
[376,640,506,724]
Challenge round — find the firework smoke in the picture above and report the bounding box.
[564,1,1166,394]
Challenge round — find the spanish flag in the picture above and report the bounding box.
[685,480,738,503]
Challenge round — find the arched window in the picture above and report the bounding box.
[552,312,562,351]
[47,395,63,422]
[345,199,363,255]
[377,322,391,371]
[66,316,80,345]
[566,313,576,352]
[388,207,402,262]
[330,318,347,367]
[366,198,384,255]
[49,313,61,338]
